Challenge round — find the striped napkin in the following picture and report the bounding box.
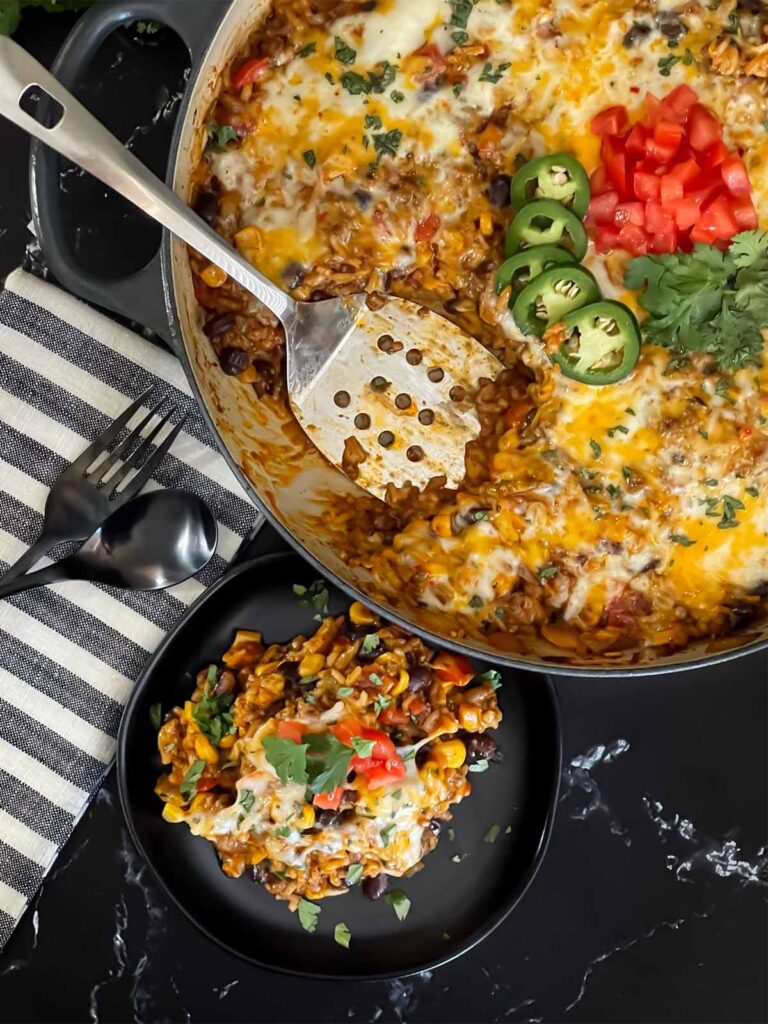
[0,268,261,949]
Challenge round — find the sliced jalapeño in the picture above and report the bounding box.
[550,300,641,386]
[505,199,588,260]
[510,153,590,217]
[495,245,574,296]
[512,264,600,337]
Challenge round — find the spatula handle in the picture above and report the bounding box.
[0,37,297,328]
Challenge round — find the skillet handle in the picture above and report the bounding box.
[28,0,228,348]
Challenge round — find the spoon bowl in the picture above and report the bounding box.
[0,490,218,601]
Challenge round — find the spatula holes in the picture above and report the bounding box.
[406,446,424,462]
[449,385,466,402]
[354,413,371,430]
[378,431,395,448]
[418,409,435,426]
[334,390,351,408]
[406,349,423,365]
[427,367,445,383]
[19,85,64,128]
[377,334,395,352]
[370,376,391,392]
[395,393,411,410]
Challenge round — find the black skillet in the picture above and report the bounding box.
[117,550,561,979]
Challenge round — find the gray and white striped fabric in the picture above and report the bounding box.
[0,268,260,949]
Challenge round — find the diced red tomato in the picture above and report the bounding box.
[595,226,621,253]
[617,222,648,256]
[359,727,398,762]
[378,706,409,727]
[587,190,619,225]
[625,123,648,155]
[668,158,700,186]
[590,105,628,137]
[602,137,628,196]
[720,154,751,197]
[432,652,475,686]
[414,211,440,242]
[365,759,407,790]
[703,139,729,167]
[412,43,447,74]
[691,194,739,244]
[332,719,364,747]
[231,57,269,89]
[589,165,612,196]
[614,202,645,228]
[633,170,660,201]
[651,223,678,254]
[688,104,722,151]
[587,86,751,255]
[660,83,698,123]
[731,195,758,230]
[660,174,684,205]
[195,776,218,793]
[313,786,344,810]
[276,720,307,744]
[670,197,700,231]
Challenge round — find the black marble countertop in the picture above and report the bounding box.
[0,12,766,1023]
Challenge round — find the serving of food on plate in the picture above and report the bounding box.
[186,0,768,664]
[153,599,502,928]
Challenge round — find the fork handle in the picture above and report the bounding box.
[0,563,68,601]
[0,535,59,583]
[0,37,297,328]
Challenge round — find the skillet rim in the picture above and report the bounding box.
[116,551,563,980]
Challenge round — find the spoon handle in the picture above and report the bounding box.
[0,563,69,601]
[0,37,297,328]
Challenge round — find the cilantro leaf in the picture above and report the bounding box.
[305,731,353,795]
[179,759,206,802]
[297,898,320,933]
[149,702,162,732]
[384,889,411,920]
[206,123,237,151]
[238,789,255,822]
[371,128,402,159]
[351,736,376,757]
[475,669,502,690]
[359,633,380,655]
[345,863,363,885]
[334,922,352,948]
[729,230,768,268]
[484,823,501,843]
[293,579,330,620]
[334,36,356,64]
[192,690,234,745]
[262,734,308,785]
[380,823,397,846]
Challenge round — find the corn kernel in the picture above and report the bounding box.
[250,846,268,865]
[433,738,466,769]
[431,513,453,538]
[349,601,377,625]
[234,225,263,251]
[418,759,441,778]
[219,733,236,749]
[297,803,316,830]
[190,793,209,812]
[391,669,409,697]
[479,211,494,236]
[200,262,227,288]
[457,704,481,731]
[194,733,219,764]
[299,653,325,677]
[541,623,580,650]
[162,803,186,823]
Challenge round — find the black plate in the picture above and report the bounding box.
[117,552,562,979]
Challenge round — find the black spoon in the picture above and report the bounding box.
[0,490,218,600]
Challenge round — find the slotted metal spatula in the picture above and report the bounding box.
[0,38,502,499]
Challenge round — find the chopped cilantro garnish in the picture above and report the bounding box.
[206,123,237,151]
[293,579,330,621]
[373,694,391,714]
[262,734,308,785]
[589,439,601,458]
[384,889,411,920]
[475,669,502,690]
[607,425,629,437]
[192,690,234,745]
[359,633,380,655]
[149,702,162,732]
[537,565,559,580]
[484,824,501,844]
[274,824,291,837]
[334,36,357,64]
[179,759,206,802]
[380,823,396,846]
[305,731,354,796]
[478,61,510,83]
[658,54,680,76]
[297,41,316,58]
[238,790,255,821]
[670,533,696,546]
[746,486,759,497]
[337,686,354,697]
[468,759,489,773]
[334,922,351,948]
[468,594,484,608]
[351,736,376,758]
[364,112,383,129]
[390,89,405,102]
[371,128,402,159]
[345,863,363,885]
[303,149,316,168]
[297,898,320,933]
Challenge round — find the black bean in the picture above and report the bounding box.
[341,619,371,641]
[622,21,651,47]
[362,873,389,900]
[281,261,305,289]
[428,818,441,836]
[278,661,301,687]
[218,346,249,376]
[203,312,236,339]
[463,733,500,765]
[194,189,219,224]
[416,745,432,768]
[408,664,432,693]
[729,605,758,631]
[316,809,341,828]
[251,863,271,884]
[487,174,512,207]
[656,11,685,43]
[752,580,768,597]
[352,188,372,209]
[214,670,236,696]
